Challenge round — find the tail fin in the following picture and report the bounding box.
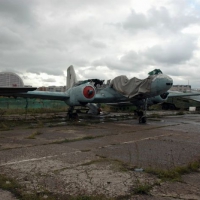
[66,65,77,90]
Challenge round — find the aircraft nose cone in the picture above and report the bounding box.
[158,74,173,91]
[151,74,173,95]
[164,74,173,84]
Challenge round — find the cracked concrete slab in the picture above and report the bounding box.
[0,189,19,200]
[0,112,200,199]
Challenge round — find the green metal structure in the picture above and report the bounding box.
[0,97,67,109]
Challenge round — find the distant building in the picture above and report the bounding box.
[0,72,24,87]
[37,86,47,91]
[170,85,191,92]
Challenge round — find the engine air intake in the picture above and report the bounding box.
[83,86,95,99]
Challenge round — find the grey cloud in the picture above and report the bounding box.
[0,0,200,88]
[77,67,112,81]
[22,75,29,80]
[123,10,151,31]
[144,35,197,64]
[0,0,37,24]
[92,34,198,73]
[47,0,131,13]
[26,67,64,76]
[41,78,56,83]
[36,39,68,52]
[123,7,200,33]
[120,51,148,68]
[92,52,148,73]
[92,56,127,71]
[90,40,107,49]
[77,67,101,79]
[160,60,200,79]
[0,28,24,49]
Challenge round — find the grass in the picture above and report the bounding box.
[132,182,152,195]
[146,160,200,182]
[70,196,114,200]
[1,159,200,199]
[81,158,108,166]
[82,157,134,173]
[1,107,68,115]
[0,122,11,131]
[52,135,104,144]
[81,149,91,152]
[26,130,43,139]
[0,173,113,199]
[0,174,22,199]
[130,161,200,195]
[0,173,114,200]
[148,169,181,181]
[148,113,162,118]
[176,111,184,115]
[0,174,73,199]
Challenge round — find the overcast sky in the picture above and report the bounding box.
[0,0,200,88]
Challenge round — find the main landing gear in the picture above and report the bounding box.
[67,106,78,120]
[135,99,148,124]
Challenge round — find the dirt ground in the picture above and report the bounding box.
[0,112,200,199]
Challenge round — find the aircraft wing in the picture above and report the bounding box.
[168,91,200,98]
[105,102,134,108]
[0,88,70,101]
[0,87,37,95]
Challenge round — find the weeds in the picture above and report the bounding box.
[2,107,68,115]
[176,111,184,115]
[0,174,21,198]
[0,173,113,200]
[81,159,106,166]
[52,135,104,144]
[0,122,10,131]
[36,120,44,128]
[81,149,91,152]
[146,160,200,181]
[0,109,6,120]
[81,157,132,172]
[0,173,111,199]
[148,113,162,118]
[26,130,43,139]
[132,182,152,195]
[71,195,113,200]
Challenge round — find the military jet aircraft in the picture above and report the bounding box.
[0,65,176,123]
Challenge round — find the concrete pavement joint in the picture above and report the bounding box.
[0,131,178,167]
[122,133,179,145]
[0,150,82,166]
[0,122,181,152]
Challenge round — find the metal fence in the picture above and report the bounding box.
[0,97,67,109]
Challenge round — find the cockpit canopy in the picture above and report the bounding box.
[148,69,163,76]
[74,79,104,88]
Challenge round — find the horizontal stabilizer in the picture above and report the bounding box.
[0,87,37,95]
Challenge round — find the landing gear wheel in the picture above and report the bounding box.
[67,106,79,120]
[135,110,143,117]
[139,116,146,124]
[67,112,78,120]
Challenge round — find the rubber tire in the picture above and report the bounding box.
[139,116,146,124]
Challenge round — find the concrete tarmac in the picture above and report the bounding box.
[0,112,200,199]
